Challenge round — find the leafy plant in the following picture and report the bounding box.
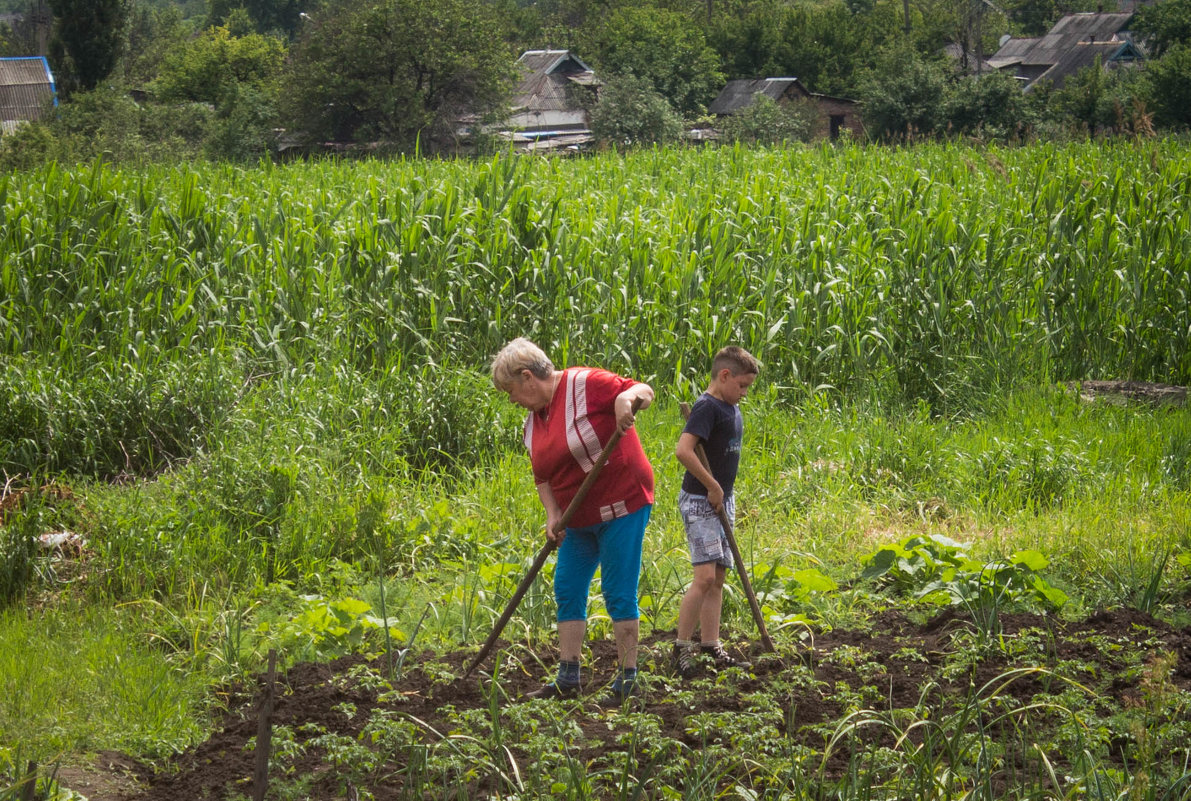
[717,95,816,145]
[861,534,1068,635]
[256,592,391,662]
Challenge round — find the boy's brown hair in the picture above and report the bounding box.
[711,346,760,377]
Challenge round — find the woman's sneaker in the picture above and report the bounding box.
[526,681,580,700]
[700,643,751,670]
[670,643,697,679]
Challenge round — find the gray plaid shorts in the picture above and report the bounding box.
[678,489,735,569]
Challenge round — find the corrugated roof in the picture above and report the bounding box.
[1032,40,1142,88]
[709,78,809,115]
[986,37,1039,68]
[991,12,1134,71]
[0,57,55,123]
[516,50,592,77]
[509,50,596,129]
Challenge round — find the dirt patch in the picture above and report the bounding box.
[75,607,1191,801]
[52,752,150,801]
[1067,379,1187,407]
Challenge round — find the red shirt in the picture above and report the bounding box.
[524,367,655,528]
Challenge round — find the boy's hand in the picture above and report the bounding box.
[707,483,725,512]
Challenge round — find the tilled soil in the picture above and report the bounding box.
[74,608,1191,800]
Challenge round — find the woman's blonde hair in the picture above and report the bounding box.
[491,337,555,389]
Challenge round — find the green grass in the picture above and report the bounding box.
[0,601,211,761]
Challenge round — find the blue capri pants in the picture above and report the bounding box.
[554,504,651,623]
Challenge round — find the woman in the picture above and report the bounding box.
[491,338,654,704]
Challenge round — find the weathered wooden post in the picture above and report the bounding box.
[252,649,278,801]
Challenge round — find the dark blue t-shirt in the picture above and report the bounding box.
[680,392,743,497]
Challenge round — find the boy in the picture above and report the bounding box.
[672,346,759,678]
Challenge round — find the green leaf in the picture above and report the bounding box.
[792,568,838,593]
[860,548,896,578]
[1011,550,1049,571]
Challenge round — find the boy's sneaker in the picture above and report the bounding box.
[670,643,697,679]
[701,643,751,671]
[526,681,580,700]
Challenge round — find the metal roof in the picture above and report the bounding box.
[1032,39,1143,88]
[708,77,856,115]
[509,50,597,131]
[990,12,1134,70]
[709,78,809,115]
[0,56,56,123]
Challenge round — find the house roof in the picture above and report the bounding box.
[511,50,597,115]
[0,56,56,129]
[709,78,809,115]
[989,12,1134,69]
[709,77,856,115]
[1031,39,1144,88]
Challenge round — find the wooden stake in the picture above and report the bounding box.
[252,649,278,801]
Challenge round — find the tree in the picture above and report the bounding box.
[1052,58,1113,137]
[942,70,1030,139]
[706,0,900,97]
[1,0,51,57]
[47,0,128,93]
[206,0,314,39]
[589,73,683,147]
[1141,44,1191,129]
[1133,0,1191,57]
[154,26,285,106]
[121,5,197,86]
[281,0,514,148]
[582,5,723,117]
[858,45,948,140]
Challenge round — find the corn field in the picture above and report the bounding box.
[1,142,1189,475]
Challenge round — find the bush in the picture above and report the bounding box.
[205,85,279,162]
[52,87,214,164]
[589,73,683,149]
[1049,60,1144,137]
[0,122,62,172]
[942,71,1033,140]
[859,48,948,141]
[717,94,816,144]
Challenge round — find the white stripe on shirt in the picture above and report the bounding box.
[565,369,602,472]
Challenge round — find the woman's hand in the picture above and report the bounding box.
[546,510,565,545]
[614,384,653,433]
[538,483,565,545]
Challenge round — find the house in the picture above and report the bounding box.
[502,49,600,152]
[708,77,861,140]
[0,56,56,135]
[988,12,1143,89]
